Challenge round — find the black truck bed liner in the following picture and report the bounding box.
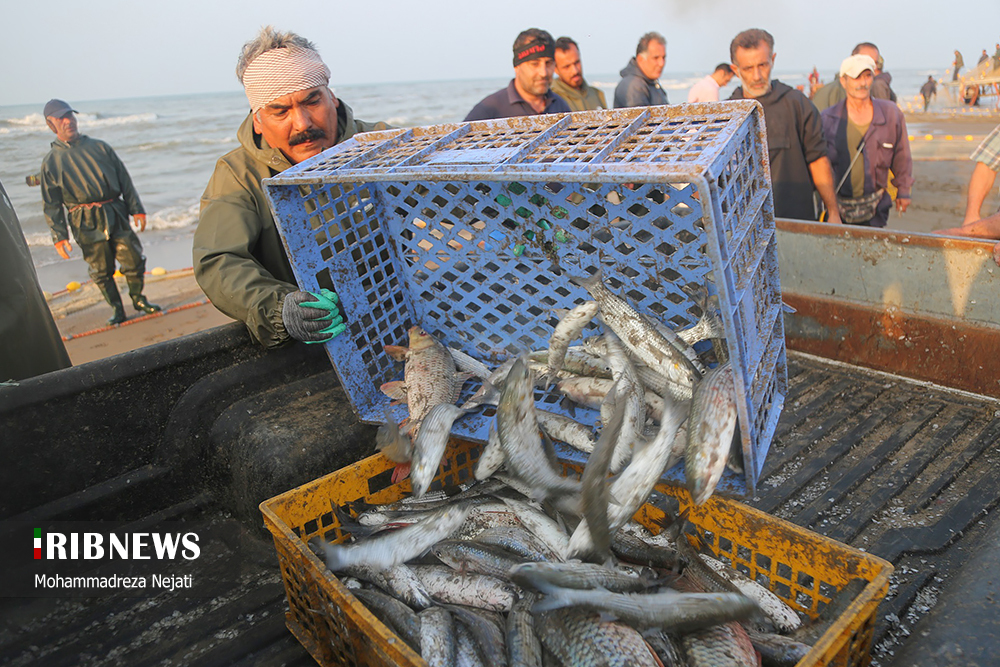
[3,348,998,666]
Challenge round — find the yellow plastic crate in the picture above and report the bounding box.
[260,439,892,667]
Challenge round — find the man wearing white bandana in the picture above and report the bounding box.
[194,26,389,349]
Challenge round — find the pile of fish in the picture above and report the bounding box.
[317,472,860,667]
[376,268,740,506]
[308,270,843,665]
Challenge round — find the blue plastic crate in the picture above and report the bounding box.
[264,103,786,495]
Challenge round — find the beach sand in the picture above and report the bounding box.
[44,110,1000,366]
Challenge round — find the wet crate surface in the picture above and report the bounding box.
[264,103,786,494]
[260,439,893,667]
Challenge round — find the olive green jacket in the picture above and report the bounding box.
[40,136,144,245]
[1,180,71,381]
[551,77,608,112]
[193,101,388,349]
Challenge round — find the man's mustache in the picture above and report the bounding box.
[288,128,327,146]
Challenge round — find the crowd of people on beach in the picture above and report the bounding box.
[4,23,1000,384]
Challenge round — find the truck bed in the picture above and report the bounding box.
[4,339,998,666]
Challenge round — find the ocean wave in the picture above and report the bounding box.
[134,136,236,151]
[0,111,158,135]
[147,202,200,230]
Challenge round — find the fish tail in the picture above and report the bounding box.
[530,588,573,614]
[322,542,348,573]
[568,268,603,292]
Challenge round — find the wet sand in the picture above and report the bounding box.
[44,110,1000,365]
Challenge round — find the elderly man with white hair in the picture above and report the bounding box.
[819,54,913,227]
[194,26,389,349]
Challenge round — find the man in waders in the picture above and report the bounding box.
[40,99,160,325]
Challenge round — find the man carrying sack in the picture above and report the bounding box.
[819,55,913,227]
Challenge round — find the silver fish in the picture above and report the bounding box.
[536,409,597,454]
[686,361,738,505]
[455,620,488,667]
[432,539,524,580]
[532,586,758,633]
[601,333,647,473]
[567,394,686,558]
[580,381,626,561]
[474,525,559,563]
[499,497,570,560]
[382,326,470,439]
[507,592,543,667]
[529,348,612,379]
[556,376,667,424]
[461,358,516,410]
[545,301,600,384]
[570,269,699,390]
[444,604,507,667]
[510,562,650,594]
[449,347,492,379]
[352,588,422,653]
[496,357,580,499]
[682,622,759,667]
[418,606,456,667]
[411,403,469,498]
[410,565,519,612]
[699,553,801,632]
[535,608,659,667]
[474,421,505,480]
[323,504,470,572]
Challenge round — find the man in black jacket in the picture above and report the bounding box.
[728,29,841,223]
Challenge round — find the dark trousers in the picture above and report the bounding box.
[80,224,146,288]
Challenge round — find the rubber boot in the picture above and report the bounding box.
[97,280,127,325]
[127,277,161,314]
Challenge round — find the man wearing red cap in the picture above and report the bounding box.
[40,99,160,325]
[464,28,571,121]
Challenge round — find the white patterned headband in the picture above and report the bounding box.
[242,47,332,113]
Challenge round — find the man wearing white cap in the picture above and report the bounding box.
[194,26,389,349]
[820,54,912,227]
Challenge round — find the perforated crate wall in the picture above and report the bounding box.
[265,102,786,495]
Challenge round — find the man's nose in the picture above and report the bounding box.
[289,105,314,132]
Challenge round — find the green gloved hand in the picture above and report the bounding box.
[282,289,346,344]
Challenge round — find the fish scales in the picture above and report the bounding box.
[496,357,580,499]
[685,361,738,505]
[510,562,649,593]
[400,326,465,438]
[602,334,648,473]
[323,504,469,572]
[681,621,759,667]
[536,409,596,454]
[557,376,667,423]
[571,270,699,390]
[699,553,801,632]
[411,565,518,612]
[532,586,758,632]
[473,526,559,563]
[419,606,457,667]
[411,403,469,498]
[445,604,508,667]
[454,621,488,667]
[536,609,659,667]
[432,540,524,580]
[507,592,543,667]
[352,588,422,653]
[545,301,601,382]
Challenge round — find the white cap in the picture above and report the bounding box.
[840,54,876,78]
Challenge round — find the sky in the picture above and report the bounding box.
[3,0,999,106]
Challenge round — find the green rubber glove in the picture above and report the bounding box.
[282,289,346,344]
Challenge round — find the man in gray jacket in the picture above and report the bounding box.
[614,32,669,108]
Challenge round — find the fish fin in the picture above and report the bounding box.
[596,611,620,624]
[380,380,407,401]
[450,372,476,403]
[390,462,411,484]
[559,394,578,418]
[384,344,409,362]
[568,268,603,291]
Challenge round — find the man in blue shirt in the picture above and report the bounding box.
[465,29,571,121]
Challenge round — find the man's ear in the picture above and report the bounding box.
[252,111,262,135]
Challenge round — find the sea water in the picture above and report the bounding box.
[0,69,950,291]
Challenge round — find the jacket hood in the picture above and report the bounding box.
[619,58,651,82]
[236,98,360,172]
